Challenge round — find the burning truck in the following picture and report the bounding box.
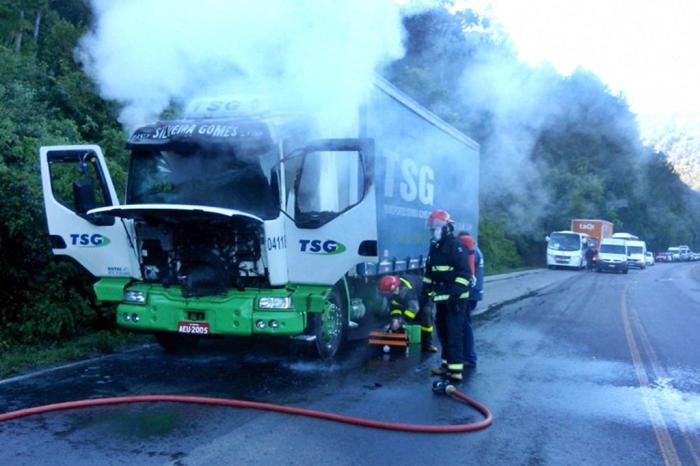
[39,76,479,358]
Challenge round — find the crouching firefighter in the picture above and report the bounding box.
[378,275,437,352]
[423,209,472,382]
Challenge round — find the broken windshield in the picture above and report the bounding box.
[127,143,280,219]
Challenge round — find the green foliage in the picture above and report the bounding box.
[478,215,523,273]
[0,3,122,347]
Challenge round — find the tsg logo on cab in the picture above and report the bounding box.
[70,233,111,248]
[299,239,347,255]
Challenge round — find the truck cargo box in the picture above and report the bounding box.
[361,77,479,275]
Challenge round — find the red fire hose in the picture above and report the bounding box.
[0,388,492,433]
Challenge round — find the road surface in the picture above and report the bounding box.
[1,263,699,465]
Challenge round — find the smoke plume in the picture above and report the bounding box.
[77,0,407,131]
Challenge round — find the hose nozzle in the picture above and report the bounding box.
[432,379,456,395]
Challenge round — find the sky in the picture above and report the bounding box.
[454,0,700,142]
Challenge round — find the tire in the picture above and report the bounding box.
[596,267,602,273]
[623,268,629,274]
[313,287,348,360]
[155,332,199,353]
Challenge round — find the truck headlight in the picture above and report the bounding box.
[257,297,292,310]
[124,290,146,304]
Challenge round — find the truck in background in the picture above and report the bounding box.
[571,219,613,251]
[38,76,479,359]
[546,230,591,269]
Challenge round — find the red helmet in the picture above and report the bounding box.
[428,209,453,229]
[378,275,401,294]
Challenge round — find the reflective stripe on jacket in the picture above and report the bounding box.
[422,234,471,302]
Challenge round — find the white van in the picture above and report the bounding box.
[667,247,681,261]
[597,238,629,274]
[626,240,647,269]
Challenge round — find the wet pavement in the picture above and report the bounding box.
[1,263,699,465]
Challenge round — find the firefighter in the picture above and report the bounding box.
[457,232,481,369]
[423,209,472,382]
[378,274,437,352]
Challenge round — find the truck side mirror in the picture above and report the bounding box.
[545,235,550,242]
[73,178,97,214]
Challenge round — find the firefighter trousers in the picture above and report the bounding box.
[435,300,465,375]
[417,302,434,347]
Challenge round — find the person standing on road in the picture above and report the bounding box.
[377,274,438,352]
[585,246,596,272]
[423,209,471,382]
[457,232,483,370]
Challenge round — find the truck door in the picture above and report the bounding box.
[284,139,376,284]
[39,145,140,278]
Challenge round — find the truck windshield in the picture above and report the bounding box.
[628,246,643,255]
[600,244,625,254]
[548,233,581,251]
[127,144,280,219]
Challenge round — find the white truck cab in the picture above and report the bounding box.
[546,230,590,270]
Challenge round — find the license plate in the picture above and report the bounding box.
[177,321,210,335]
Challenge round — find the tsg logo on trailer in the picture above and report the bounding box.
[70,233,111,248]
[299,239,347,255]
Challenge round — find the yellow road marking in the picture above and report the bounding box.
[620,285,682,466]
[628,302,700,466]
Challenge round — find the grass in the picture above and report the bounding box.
[0,331,152,379]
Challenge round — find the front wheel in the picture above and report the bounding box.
[313,288,348,360]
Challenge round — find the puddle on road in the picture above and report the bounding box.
[502,354,700,431]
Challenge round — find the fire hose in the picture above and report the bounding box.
[0,386,492,433]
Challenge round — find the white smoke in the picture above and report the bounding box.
[77,0,407,131]
[458,44,564,232]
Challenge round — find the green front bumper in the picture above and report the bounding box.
[94,279,330,336]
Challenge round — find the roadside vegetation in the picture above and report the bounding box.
[0,3,698,362]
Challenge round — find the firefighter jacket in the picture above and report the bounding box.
[422,234,471,303]
[389,275,422,321]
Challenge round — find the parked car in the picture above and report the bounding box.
[645,251,655,266]
[691,252,700,261]
[655,252,673,263]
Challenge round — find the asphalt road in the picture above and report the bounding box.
[1,263,699,465]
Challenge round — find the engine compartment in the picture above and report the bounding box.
[134,216,266,297]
